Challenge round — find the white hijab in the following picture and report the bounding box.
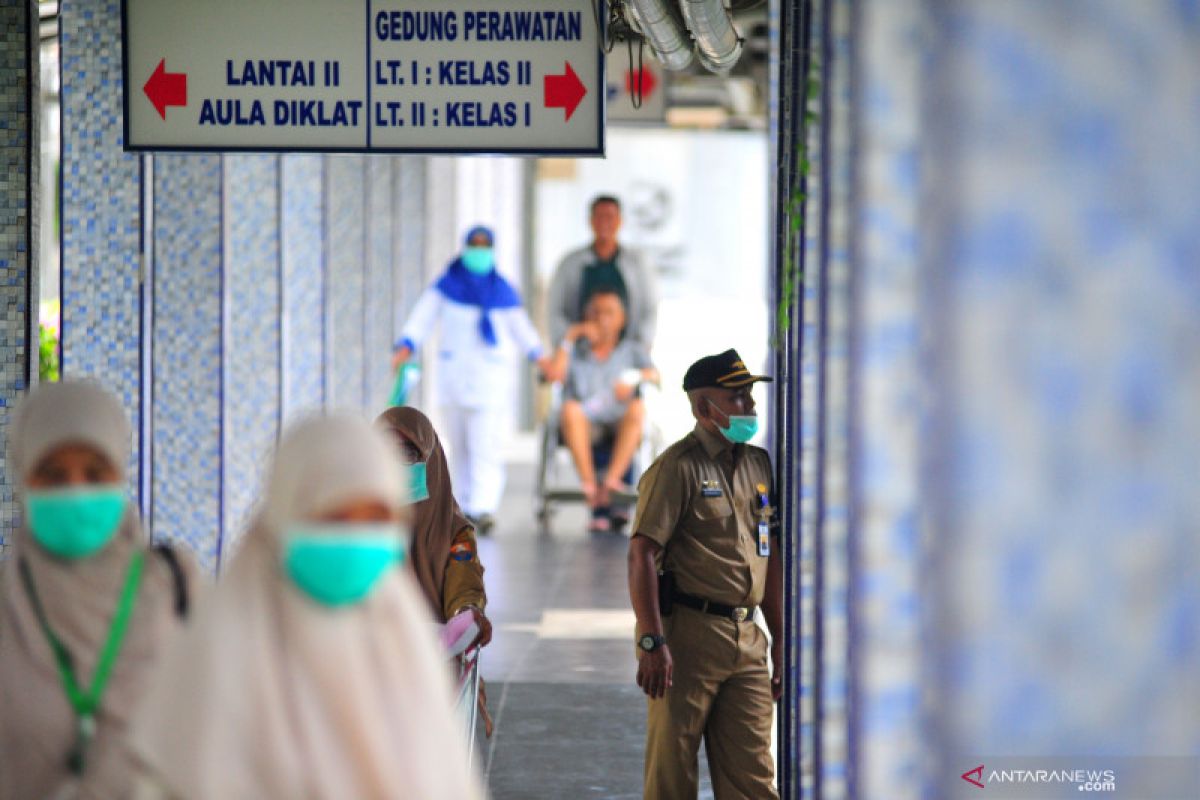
[0,381,188,799]
[130,414,486,799]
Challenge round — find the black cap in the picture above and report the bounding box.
[682,349,773,391]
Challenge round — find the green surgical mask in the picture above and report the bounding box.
[708,400,759,444]
[283,526,405,607]
[719,415,759,444]
[25,486,127,560]
[408,462,430,503]
[461,247,494,275]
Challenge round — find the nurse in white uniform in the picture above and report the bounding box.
[391,225,548,533]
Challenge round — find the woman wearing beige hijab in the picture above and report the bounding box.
[130,414,486,799]
[0,381,194,799]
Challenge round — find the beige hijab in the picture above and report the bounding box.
[130,414,486,799]
[0,380,188,799]
[376,406,477,621]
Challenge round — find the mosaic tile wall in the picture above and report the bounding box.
[851,0,928,797]
[363,157,394,414]
[223,155,281,552]
[795,0,825,794]
[59,0,142,480]
[325,156,367,413]
[55,9,425,575]
[929,0,1200,767]
[150,155,223,573]
[391,159,429,410]
[393,159,429,330]
[410,158,459,421]
[785,0,859,795]
[0,0,38,552]
[817,1,854,796]
[280,154,325,423]
[839,0,1200,797]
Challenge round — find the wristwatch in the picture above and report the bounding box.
[638,633,666,653]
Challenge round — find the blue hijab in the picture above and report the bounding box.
[434,226,522,346]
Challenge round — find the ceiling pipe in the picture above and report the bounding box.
[680,0,743,75]
[625,0,695,72]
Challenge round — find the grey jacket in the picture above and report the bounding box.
[547,244,657,350]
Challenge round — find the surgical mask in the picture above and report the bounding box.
[283,525,406,607]
[408,462,430,503]
[462,246,494,275]
[708,400,759,444]
[24,485,127,559]
[719,416,759,443]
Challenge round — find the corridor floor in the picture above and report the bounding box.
[476,455,715,799]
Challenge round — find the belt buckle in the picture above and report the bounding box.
[732,607,748,622]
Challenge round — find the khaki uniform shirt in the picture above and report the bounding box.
[441,526,486,620]
[633,423,775,607]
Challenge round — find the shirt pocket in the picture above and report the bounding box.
[691,495,734,525]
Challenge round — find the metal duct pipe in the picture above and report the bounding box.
[626,0,695,72]
[680,0,743,75]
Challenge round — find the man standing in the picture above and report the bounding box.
[548,195,658,351]
[627,349,783,799]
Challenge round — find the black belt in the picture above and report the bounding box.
[673,590,755,622]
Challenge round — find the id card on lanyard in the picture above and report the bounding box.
[756,483,771,557]
[18,549,145,775]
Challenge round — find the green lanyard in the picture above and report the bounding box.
[19,549,145,776]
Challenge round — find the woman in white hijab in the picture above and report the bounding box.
[0,380,194,799]
[130,414,485,799]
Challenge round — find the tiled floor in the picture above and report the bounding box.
[477,456,715,799]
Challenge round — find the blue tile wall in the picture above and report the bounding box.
[842,0,1200,796]
[324,156,367,413]
[151,155,222,573]
[390,159,429,409]
[56,8,416,574]
[851,1,928,796]
[0,0,38,553]
[393,159,429,323]
[818,1,854,796]
[59,0,142,479]
[928,0,1200,763]
[363,157,394,414]
[223,155,281,552]
[795,0,825,793]
[280,155,325,422]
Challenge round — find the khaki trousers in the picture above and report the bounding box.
[643,606,778,799]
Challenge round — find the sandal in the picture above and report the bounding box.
[587,515,611,533]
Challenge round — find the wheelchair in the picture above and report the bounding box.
[535,381,664,533]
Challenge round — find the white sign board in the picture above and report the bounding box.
[123,0,604,155]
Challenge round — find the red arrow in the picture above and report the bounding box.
[144,58,187,120]
[543,61,586,122]
[625,66,657,99]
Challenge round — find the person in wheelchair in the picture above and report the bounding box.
[550,288,660,532]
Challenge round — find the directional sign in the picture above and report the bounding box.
[122,0,604,155]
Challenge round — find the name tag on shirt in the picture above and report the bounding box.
[701,479,723,498]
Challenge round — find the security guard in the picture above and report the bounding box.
[628,349,782,799]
